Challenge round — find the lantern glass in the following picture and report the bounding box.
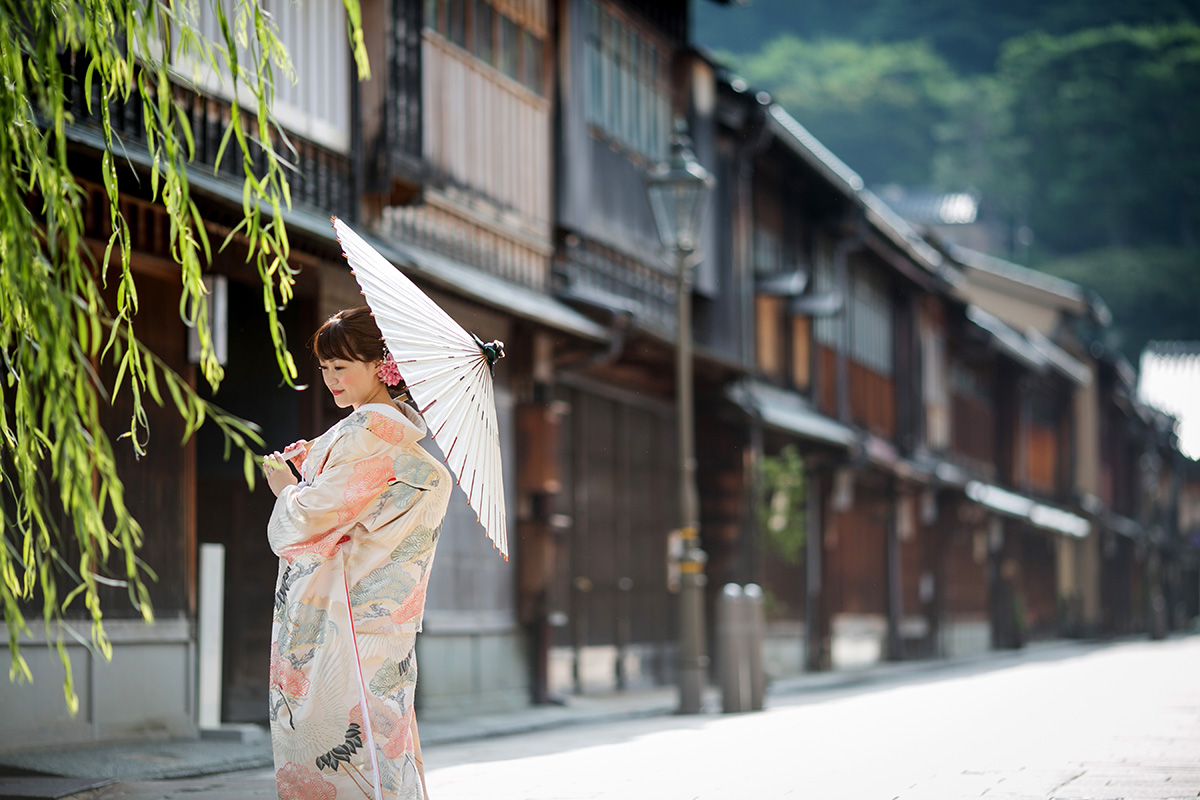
[646,121,714,252]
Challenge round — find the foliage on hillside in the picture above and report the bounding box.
[695,0,1200,74]
[697,2,1200,356]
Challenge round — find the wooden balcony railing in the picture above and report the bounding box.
[553,236,674,331]
[814,345,896,438]
[1027,423,1059,495]
[62,51,354,219]
[850,362,895,439]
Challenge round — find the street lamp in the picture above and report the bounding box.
[647,117,714,714]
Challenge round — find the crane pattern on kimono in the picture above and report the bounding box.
[315,722,364,773]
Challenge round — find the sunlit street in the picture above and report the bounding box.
[425,638,1200,799]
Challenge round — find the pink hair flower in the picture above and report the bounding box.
[379,353,404,387]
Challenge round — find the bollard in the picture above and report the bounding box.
[743,583,766,711]
[718,583,747,713]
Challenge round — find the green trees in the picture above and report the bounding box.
[999,25,1200,253]
[984,25,1200,355]
[1038,247,1200,359]
[0,0,365,712]
[726,36,960,186]
[701,5,1200,356]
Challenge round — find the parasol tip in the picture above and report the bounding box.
[469,333,505,369]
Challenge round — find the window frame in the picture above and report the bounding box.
[584,1,670,160]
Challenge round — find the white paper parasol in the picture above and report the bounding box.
[331,217,508,559]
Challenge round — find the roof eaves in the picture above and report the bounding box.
[949,244,1087,310]
[965,481,1090,537]
[966,305,1047,373]
[371,239,611,343]
[766,105,863,197]
[1026,328,1091,386]
[728,379,857,449]
[765,106,948,279]
[860,188,946,274]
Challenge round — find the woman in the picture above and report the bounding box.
[263,306,451,800]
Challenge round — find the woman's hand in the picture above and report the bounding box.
[281,439,311,471]
[263,452,299,497]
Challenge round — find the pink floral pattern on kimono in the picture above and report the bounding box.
[270,642,311,701]
[351,696,414,760]
[339,456,397,524]
[389,571,430,626]
[276,763,337,800]
[267,400,451,800]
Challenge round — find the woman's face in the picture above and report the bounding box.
[319,357,383,409]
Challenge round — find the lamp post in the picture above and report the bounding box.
[647,118,714,714]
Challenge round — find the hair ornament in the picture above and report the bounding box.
[379,348,403,387]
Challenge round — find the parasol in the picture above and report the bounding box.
[331,217,508,559]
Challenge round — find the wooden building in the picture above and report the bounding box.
[711,77,965,672]
[0,0,603,749]
[948,245,1165,642]
[1139,342,1200,629]
[536,0,738,698]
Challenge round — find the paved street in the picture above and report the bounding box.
[425,637,1200,800]
[88,636,1200,800]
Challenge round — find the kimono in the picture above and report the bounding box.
[267,399,452,800]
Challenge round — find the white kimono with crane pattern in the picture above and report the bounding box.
[267,399,451,800]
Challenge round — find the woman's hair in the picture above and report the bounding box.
[311,306,408,398]
[311,306,386,364]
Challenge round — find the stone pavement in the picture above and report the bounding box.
[423,634,1200,799]
[2,636,1194,799]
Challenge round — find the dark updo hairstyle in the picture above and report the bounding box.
[311,306,407,397]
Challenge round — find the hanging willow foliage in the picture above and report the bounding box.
[0,0,368,712]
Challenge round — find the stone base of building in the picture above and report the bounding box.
[940,617,992,658]
[0,619,196,754]
[415,625,530,719]
[546,643,676,696]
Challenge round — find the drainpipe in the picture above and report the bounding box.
[743,399,765,587]
[736,97,772,369]
[805,469,825,671]
[554,283,636,368]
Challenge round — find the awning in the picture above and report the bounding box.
[727,379,856,448]
[908,452,970,488]
[965,480,1091,538]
